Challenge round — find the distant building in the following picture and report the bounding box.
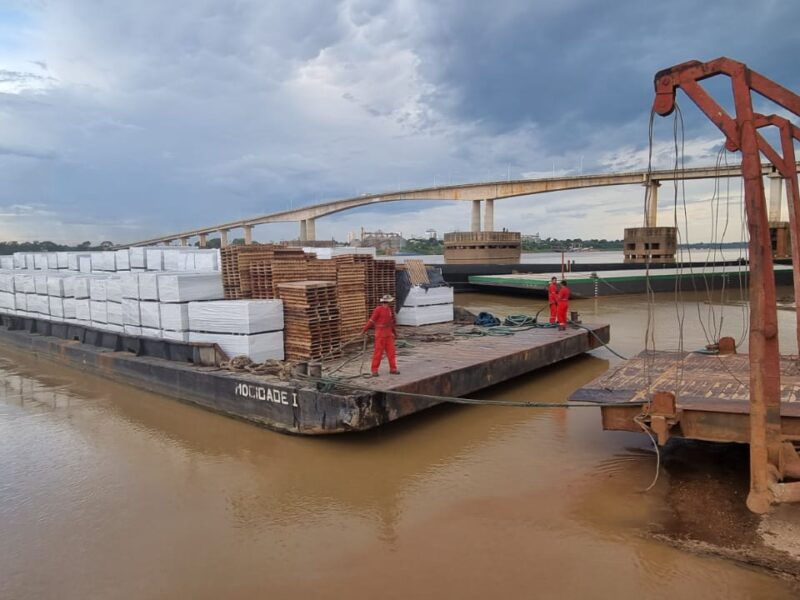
[359,227,405,253]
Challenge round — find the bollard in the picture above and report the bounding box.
[292,361,309,377]
[308,361,322,378]
[570,310,581,324]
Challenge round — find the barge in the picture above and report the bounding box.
[0,313,609,435]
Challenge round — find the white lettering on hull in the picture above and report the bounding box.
[234,383,298,407]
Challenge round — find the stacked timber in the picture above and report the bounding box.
[221,245,277,299]
[249,260,273,299]
[404,259,429,285]
[374,260,397,308]
[352,255,377,311]
[277,281,342,360]
[306,257,338,282]
[271,251,309,297]
[336,263,367,339]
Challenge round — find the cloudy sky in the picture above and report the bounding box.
[1,0,798,245]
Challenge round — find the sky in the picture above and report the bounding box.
[0,0,798,245]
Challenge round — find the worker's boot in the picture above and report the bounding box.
[390,370,400,375]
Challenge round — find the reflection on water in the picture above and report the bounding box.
[0,289,798,599]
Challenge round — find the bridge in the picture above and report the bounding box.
[128,162,798,247]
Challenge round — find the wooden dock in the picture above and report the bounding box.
[570,350,800,443]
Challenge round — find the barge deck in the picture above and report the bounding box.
[0,315,609,435]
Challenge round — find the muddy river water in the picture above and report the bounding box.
[1,288,799,599]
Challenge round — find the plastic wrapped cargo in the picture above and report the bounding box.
[396,304,454,327]
[106,277,123,303]
[57,252,70,269]
[106,301,123,325]
[34,274,49,295]
[47,253,58,269]
[145,248,163,271]
[89,278,108,301]
[14,293,27,312]
[157,273,223,303]
[194,251,218,272]
[0,256,12,270]
[115,249,130,271]
[0,292,15,311]
[73,276,90,299]
[160,302,189,331]
[188,300,284,334]
[401,286,454,307]
[90,300,108,323]
[138,273,159,300]
[68,253,88,271]
[46,275,66,297]
[162,329,189,342]
[141,327,162,339]
[122,298,141,325]
[124,325,143,337]
[75,299,91,321]
[120,273,139,299]
[13,253,25,269]
[188,331,284,362]
[139,301,161,328]
[49,297,64,318]
[34,254,48,270]
[0,273,14,293]
[79,256,92,273]
[63,298,76,319]
[62,276,76,298]
[162,250,184,271]
[129,247,147,269]
[15,274,35,293]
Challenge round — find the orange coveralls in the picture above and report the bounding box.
[557,285,570,328]
[548,281,559,324]
[362,304,398,374]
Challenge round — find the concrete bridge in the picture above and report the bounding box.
[128,162,799,247]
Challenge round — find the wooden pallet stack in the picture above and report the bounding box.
[404,259,429,285]
[336,263,367,339]
[306,257,338,282]
[221,245,276,299]
[271,251,309,297]
[277,281,342,360]
[374,259,397,308]
[249,259,274,299]
[351,255,377,311]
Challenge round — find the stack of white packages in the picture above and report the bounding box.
[188,300,284,361]
[157,273,225,341]
[396,286,455,326]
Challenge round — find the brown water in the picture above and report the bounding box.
[1,289,798,599]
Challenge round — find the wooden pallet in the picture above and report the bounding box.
[404,259,429,285]
[277,281,342,360]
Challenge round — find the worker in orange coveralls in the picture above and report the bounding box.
[557,279,570,331]
[547,276,559,324]
[362,294,400,376]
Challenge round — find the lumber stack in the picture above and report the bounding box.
[352,254,377,312]
[336,263,367,339]
[277,281,342,360]
[404,259,429,285]
[271,252,309,297]
[221,245,278,299]
[249,260,273,299]
[374,259,397,308]
[306,257,338,282]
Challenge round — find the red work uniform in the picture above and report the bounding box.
[557,285,570,329]
[362,304,398,374]
[548,281,559,324]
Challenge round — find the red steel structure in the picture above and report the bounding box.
[652,57,800,513]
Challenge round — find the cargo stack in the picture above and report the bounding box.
[335,263,367,339]
[249,260,274,299]
[374,259,397,309]
[270,250,309,297]
[221,245,278,299]
[277,281,341,360]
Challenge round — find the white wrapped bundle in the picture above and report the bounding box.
[115,249,130,271]
[182,252,196,271]
[141,327,162,339]
[75,299,91,321]
[124,325,143,337]
[57,252,70,269]
[188,300,283,334]
[49,297,64,318]
[89,278,108,301]
[15,274,35,293]
[90,300,108,322]
[106,277,123,302]
[34,254,47,270]
[64,298,76,319]
[25,254,35,269]
[194,251,218,272]
[122,299,141,325]
[0,256,13,270]
[29,294,48,314]
[129,247,147,269]
[139,301,160,328]
[157,273,223,303]
[68,253,87,271]
[14,293,27,311]
[79,256,92,273]
[120,273,139,299]
[0,273,14,292]
[396,303,454,327]
[106,301,123,325]
[0,292,15,310]
[145,248,163,271]
[188,331,284,362]
[62,276,76,298]
[91,251,116,272]
[47,275,66,297]
[34,274,49,295]
[162,250,183,271]
[13,253,25,269]
[138,273,159,300]
[73,276,90,299]
[95,323,123,333]
[402,286,454,307]
[162,329,189,342]
[160,302,189,331]
[47,253,58,269]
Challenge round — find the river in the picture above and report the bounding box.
[1,287,798,599]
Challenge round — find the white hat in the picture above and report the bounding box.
[380,294,394,303]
